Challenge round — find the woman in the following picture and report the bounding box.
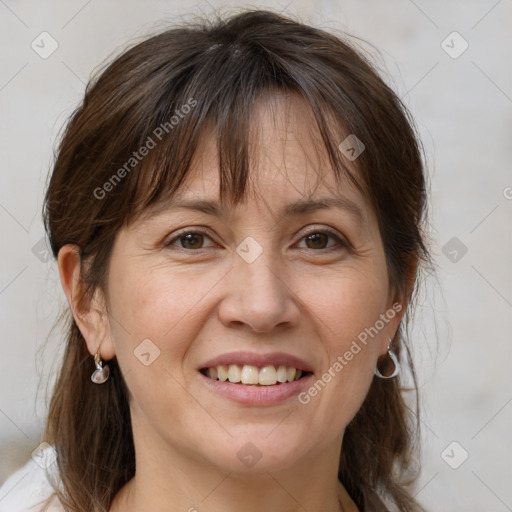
[0,9,430,512]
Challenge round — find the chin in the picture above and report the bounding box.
[195,428,313,474]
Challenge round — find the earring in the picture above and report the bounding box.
[91,351,110,384]
[374,342,399,379]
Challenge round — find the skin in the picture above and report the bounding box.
[58,93,413,512]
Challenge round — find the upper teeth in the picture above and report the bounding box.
[205,364,303,385]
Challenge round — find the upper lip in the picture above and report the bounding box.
[200,351,313,373]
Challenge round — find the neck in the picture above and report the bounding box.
[110,419,358,512]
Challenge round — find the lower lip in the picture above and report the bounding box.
[198,371,313,406]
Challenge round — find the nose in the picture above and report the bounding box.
[218,247,301,333]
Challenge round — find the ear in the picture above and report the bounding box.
[57,244,116,360]
[380,253,419,354]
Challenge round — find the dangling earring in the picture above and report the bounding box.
[91,350,110,384]
[374,341,399,379]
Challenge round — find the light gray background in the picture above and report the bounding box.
[1,1,511,511]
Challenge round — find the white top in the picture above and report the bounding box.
[0,444,64,512]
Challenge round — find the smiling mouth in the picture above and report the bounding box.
[200,364,312,386]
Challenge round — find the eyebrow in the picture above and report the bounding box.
[164,196,366,224]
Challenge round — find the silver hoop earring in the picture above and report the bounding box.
[91,351,110,384]
[374,344,399,379]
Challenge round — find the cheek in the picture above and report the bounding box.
[109,261,220,343]
[306,267,389,349]
[106,260,229,409]
[105,263,215,436]
[297,268,389,423]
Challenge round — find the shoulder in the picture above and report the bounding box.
[0,443,64,512]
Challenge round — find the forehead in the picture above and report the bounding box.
[134,91,369,224]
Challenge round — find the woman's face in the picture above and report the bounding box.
[96,94,404,476]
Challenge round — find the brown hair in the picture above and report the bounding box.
[41,9,430,512]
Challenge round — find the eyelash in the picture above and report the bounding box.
[164,227,347,253]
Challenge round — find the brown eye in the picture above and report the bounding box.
[298,230,345,251]
[165,230,214,250]
[179,233,205,250]
[304,232,329,249]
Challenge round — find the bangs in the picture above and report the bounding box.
[113,38,365,228]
